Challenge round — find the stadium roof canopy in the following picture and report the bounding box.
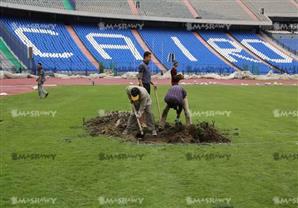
[0,0,297,26]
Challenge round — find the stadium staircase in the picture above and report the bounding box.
[65,25,98,69]
[180,0,199,18]
[127,0,139,15]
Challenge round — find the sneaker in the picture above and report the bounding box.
[45,93,49,98]
[152,130,157,136]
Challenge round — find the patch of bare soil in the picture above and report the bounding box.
[83,111,231,144]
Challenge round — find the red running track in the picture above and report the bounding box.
[0,77,297,96]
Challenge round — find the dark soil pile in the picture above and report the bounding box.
[83,111,231,144]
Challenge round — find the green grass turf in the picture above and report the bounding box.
[0,85,297,208]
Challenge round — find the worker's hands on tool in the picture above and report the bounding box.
[135,112,142,119]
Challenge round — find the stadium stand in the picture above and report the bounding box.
[244,0,298,16]
[1,17,97,71]
[135,0,193,18]
[232,32,298,74]
[199,31,271,74]
[75,0,132,15]
[139,29,234,74]
[73,24,158,73]
[269,32,298,53]
[0,37,24,71]
[189,0,255,20]
[0,0,65,9]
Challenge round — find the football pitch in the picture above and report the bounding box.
[1,85,297,208]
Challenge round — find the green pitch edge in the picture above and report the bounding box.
[0,37,24,69]
[63,0,74,10]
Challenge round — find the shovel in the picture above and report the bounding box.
[132,104,145,139]
[154,87,162,121]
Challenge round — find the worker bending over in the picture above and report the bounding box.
[123,86,157,136]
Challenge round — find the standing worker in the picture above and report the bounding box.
[123,86,157,136]
[170,61,184,86]
[138,51,157,94]
[159,84,192,128]
[36,63,48,99]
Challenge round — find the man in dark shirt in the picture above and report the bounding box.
[171,61,184,86]
[138,51,157,94]
[159,84,192,128]
[171,61,178,86]
[36,63,48,98]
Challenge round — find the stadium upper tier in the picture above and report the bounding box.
[0,17,297,74]
[0,0,297,20]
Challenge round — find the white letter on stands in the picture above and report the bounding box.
[241,39,292,63]
[86,33,143,60]
[171,36,197,61]
[14,27,73,58]
[207,38,259,63]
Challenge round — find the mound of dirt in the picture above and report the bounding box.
[83,111,231,144]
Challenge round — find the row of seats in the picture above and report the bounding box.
[199,31,271,74]
[73,24,159,72]
[75,0,132,15]
[271,33,298,53]
[189,0,253,20]
[245,0,298,15]
[139,29,234,73]
[1,17,297,74]
[0,0,65,9]
[1,17,96,71]
[232,32,298,74]
[1,0,296,20]
[135,0,193,18]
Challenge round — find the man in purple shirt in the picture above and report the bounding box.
[159,85,192,128]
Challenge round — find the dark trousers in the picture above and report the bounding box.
[142,82,151,94]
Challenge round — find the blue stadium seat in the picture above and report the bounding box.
[73,24,158,73]
[139,29,234,74]
[232,32,298,74]
[0,17,96,72]
[199,31,272,75]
